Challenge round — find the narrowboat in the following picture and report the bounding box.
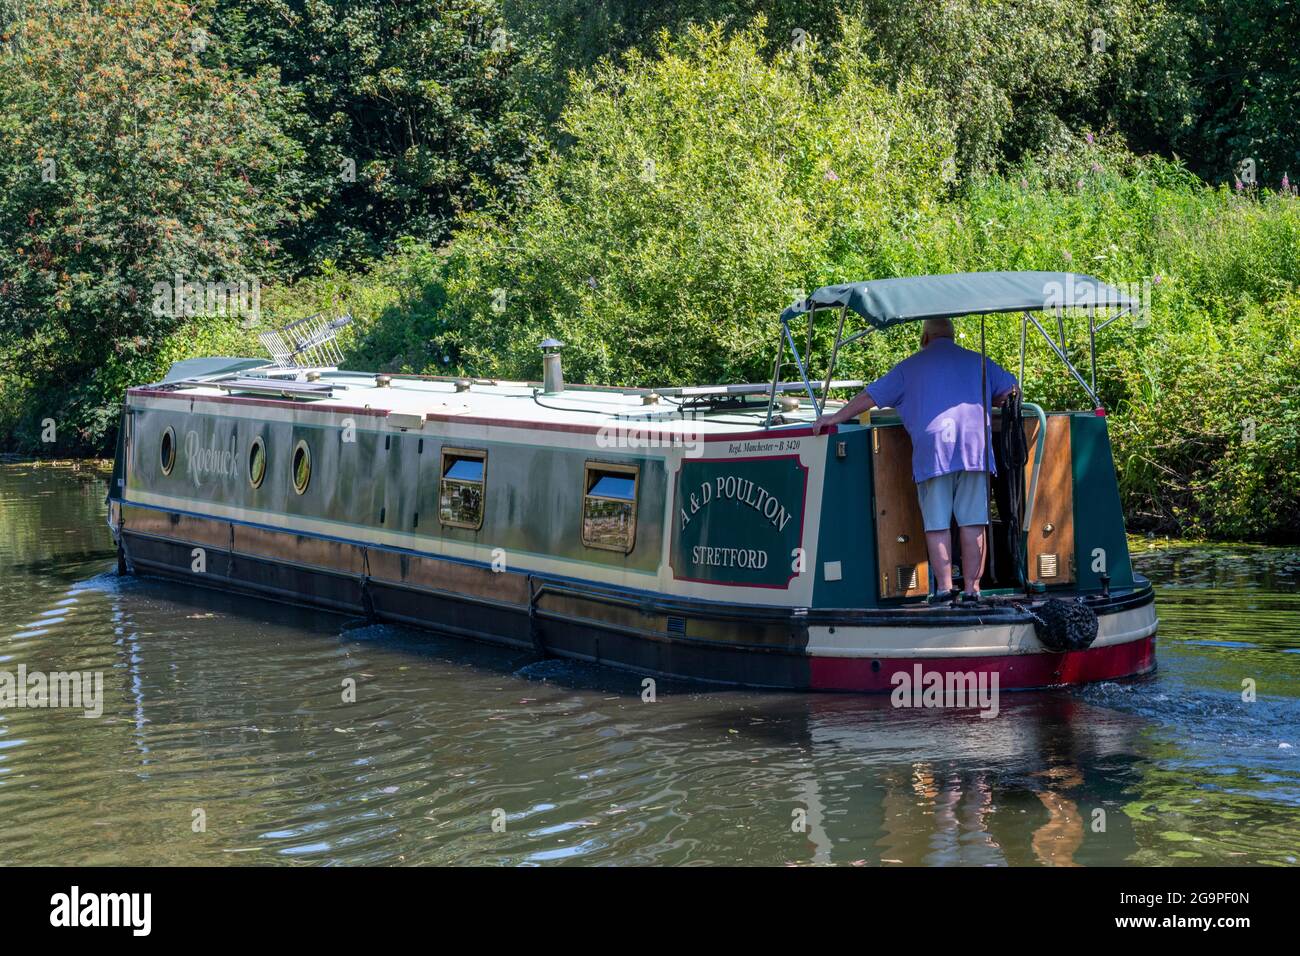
[107,272,1157,691]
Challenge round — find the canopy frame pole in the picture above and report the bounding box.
[782,317,823,418]
[762,325,784,428]
[804,304,816,388]
[1025,311,1102,409]
[1085,304,1137,408]
[1089,309,1098,396]
[764,309,824,427]
[980,313,995,585]
[821,304,849,403]
[1019,310,1027,387]
[1095,305,1133,333]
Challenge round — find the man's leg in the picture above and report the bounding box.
[958,524,986,595]
[926,530,955,592]
[953,470,992,597]
[917,473,958,596]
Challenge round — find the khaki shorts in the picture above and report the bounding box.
[916,470,989,532]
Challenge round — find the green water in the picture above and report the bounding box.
[1,462,1297,865]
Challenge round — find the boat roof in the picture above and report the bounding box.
[780,271,1135,330]
[139,363,850,436]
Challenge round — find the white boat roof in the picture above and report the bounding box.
[140,365,865,436]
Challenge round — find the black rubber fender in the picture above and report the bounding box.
[1029,598,1099,652]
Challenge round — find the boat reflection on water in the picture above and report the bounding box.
[787,690,1152,866]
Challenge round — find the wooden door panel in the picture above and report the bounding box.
[871,425,929,599]
[1025,415,1075,584]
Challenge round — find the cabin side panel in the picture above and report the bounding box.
[1070,414,1134,590]
[122,399,667,578]
[811,427,878,608]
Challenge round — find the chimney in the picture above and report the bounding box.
[540,338,565,395]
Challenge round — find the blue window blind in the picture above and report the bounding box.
[589,474,635,500]
[445,458,484,481]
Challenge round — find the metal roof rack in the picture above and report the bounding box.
[214,378,338,399]
[653,380,863,398]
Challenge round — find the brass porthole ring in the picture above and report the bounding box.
[248,435,267,489]
[160,426,176,475]
[291,439,311,495]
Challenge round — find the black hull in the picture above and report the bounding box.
[117,519,1156,693]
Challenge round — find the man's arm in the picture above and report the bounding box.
[992,364,1020,405]
[811,389,877,435]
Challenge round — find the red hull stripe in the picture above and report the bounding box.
[809,635,1156,692]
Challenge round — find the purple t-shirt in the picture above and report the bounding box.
[864,338,1018,483]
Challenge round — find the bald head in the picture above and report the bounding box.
[921,318,954,348]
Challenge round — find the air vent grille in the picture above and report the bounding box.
[1038,553,1059,578]
[897,565,919,591]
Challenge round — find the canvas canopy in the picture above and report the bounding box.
[779,271,1135,330]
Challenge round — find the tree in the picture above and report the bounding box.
[0,0,304,453]
[214,0,546,266]
[1134,0,1300,186]
[501,1,1180,178]
[437,20,955,387]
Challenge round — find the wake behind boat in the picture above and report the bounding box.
[107,271,1157,691]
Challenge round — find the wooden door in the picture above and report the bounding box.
[871,424,929,599]
[1025,415,1075,584]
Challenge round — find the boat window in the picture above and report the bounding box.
[440,448,487,530]
[160,426,176,475]
[292,439,312,495]
[248,436,266,489]
[582,462,638,553]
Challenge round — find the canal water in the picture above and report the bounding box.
[1,462,1297,866]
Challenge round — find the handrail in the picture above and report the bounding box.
[1022,401,1047,546]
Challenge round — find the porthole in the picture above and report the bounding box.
[291,439,312,495]
[160,426,176,475]
[248,436,266,489]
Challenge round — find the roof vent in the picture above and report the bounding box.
[376,374,392,388]
[540,338,565,395]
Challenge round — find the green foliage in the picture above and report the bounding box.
[0,2,1296,541]
[215,0,545,265]
[259,239,449,373]
[0,0,303,453]
[416,29,1300,540]
[838,0,1173,177]
[1130,0,1299,186]
[502,0,1179,178]
[439,20,954,387]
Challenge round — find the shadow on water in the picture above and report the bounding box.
[1,463,1297,866]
